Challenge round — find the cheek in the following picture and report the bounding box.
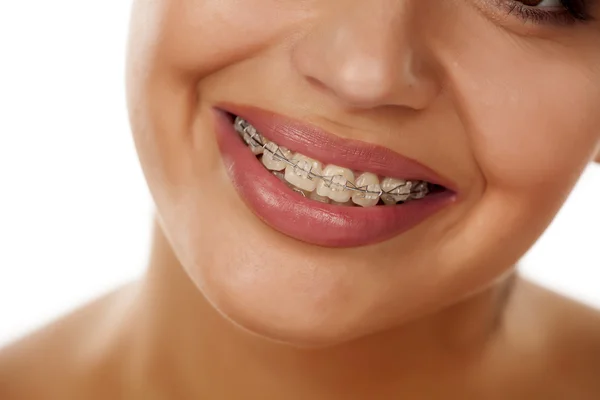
[126,0,312,198]
[424,13,600,271]
[457,67,599,192]
[439,26,600,197]
[456,58,600,261]
[134,0,309,77]
[126,0,300,224]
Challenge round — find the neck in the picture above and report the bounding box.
[123,219,515,399]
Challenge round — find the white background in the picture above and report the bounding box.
[0,2,599,348]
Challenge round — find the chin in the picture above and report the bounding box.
[209,296,380,348]
[191,262,396,348]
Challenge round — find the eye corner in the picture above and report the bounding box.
[494,0,595,26]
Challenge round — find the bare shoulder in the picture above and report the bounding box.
[0,283,139,400]
[509,277,600,398]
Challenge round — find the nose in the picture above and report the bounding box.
[291,1,439,111]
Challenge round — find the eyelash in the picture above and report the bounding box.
[503,0,593,25]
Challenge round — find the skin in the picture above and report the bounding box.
[1,0,600,398]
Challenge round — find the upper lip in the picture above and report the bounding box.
[217,103,455,191]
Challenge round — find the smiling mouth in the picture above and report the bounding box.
[215,105,455,247]
[230,114,447,207]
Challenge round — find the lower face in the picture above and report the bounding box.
[126,0,600,345]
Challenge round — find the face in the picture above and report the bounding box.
[127,0,600,346]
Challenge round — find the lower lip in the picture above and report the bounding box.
[214,110,455,248]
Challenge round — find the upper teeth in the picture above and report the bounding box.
[285,153,322,192]
[317,165,355,203]
[234,117,430,207]
[352,172,381,207]
[262,140,291,171]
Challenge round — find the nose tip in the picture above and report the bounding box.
[326,57,398,108]
[291,5,439,111]
[305,55,438,110]
[314,53,435,110]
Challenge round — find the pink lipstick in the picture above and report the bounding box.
[214,105,456,247]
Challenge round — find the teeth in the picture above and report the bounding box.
[274,170,308,197]
[411,181,429,199]
[243,126,264,155]
[309,191,330,204]
[351,173,381,207]
[234,117,264,155]
[380,177,412,205]
[262,141,292,171]
[331,200,354,206]
[234,117,435,206]
[316,165,355,203]
[284,154,322,192]
[234,117,246,133]
[272,171,285,181]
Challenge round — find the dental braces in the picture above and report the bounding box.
[234,117,429,201]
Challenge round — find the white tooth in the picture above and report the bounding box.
[250,145,264,155]
[410,181,429,199]
[234,118,264,155]
[309,191,330,204]
[380,177,412,205]
[284,153,322,192]
[261,141,291,171]
[273,170,310,197]
[243,126,264,155]
[234,117,246,134]
[351,173,381,207]
[271,170,286,181]
[316,165,355,203]
[331,200,354,206]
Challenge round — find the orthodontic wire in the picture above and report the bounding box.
[234,117,429,199]
[237,119,427,199]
